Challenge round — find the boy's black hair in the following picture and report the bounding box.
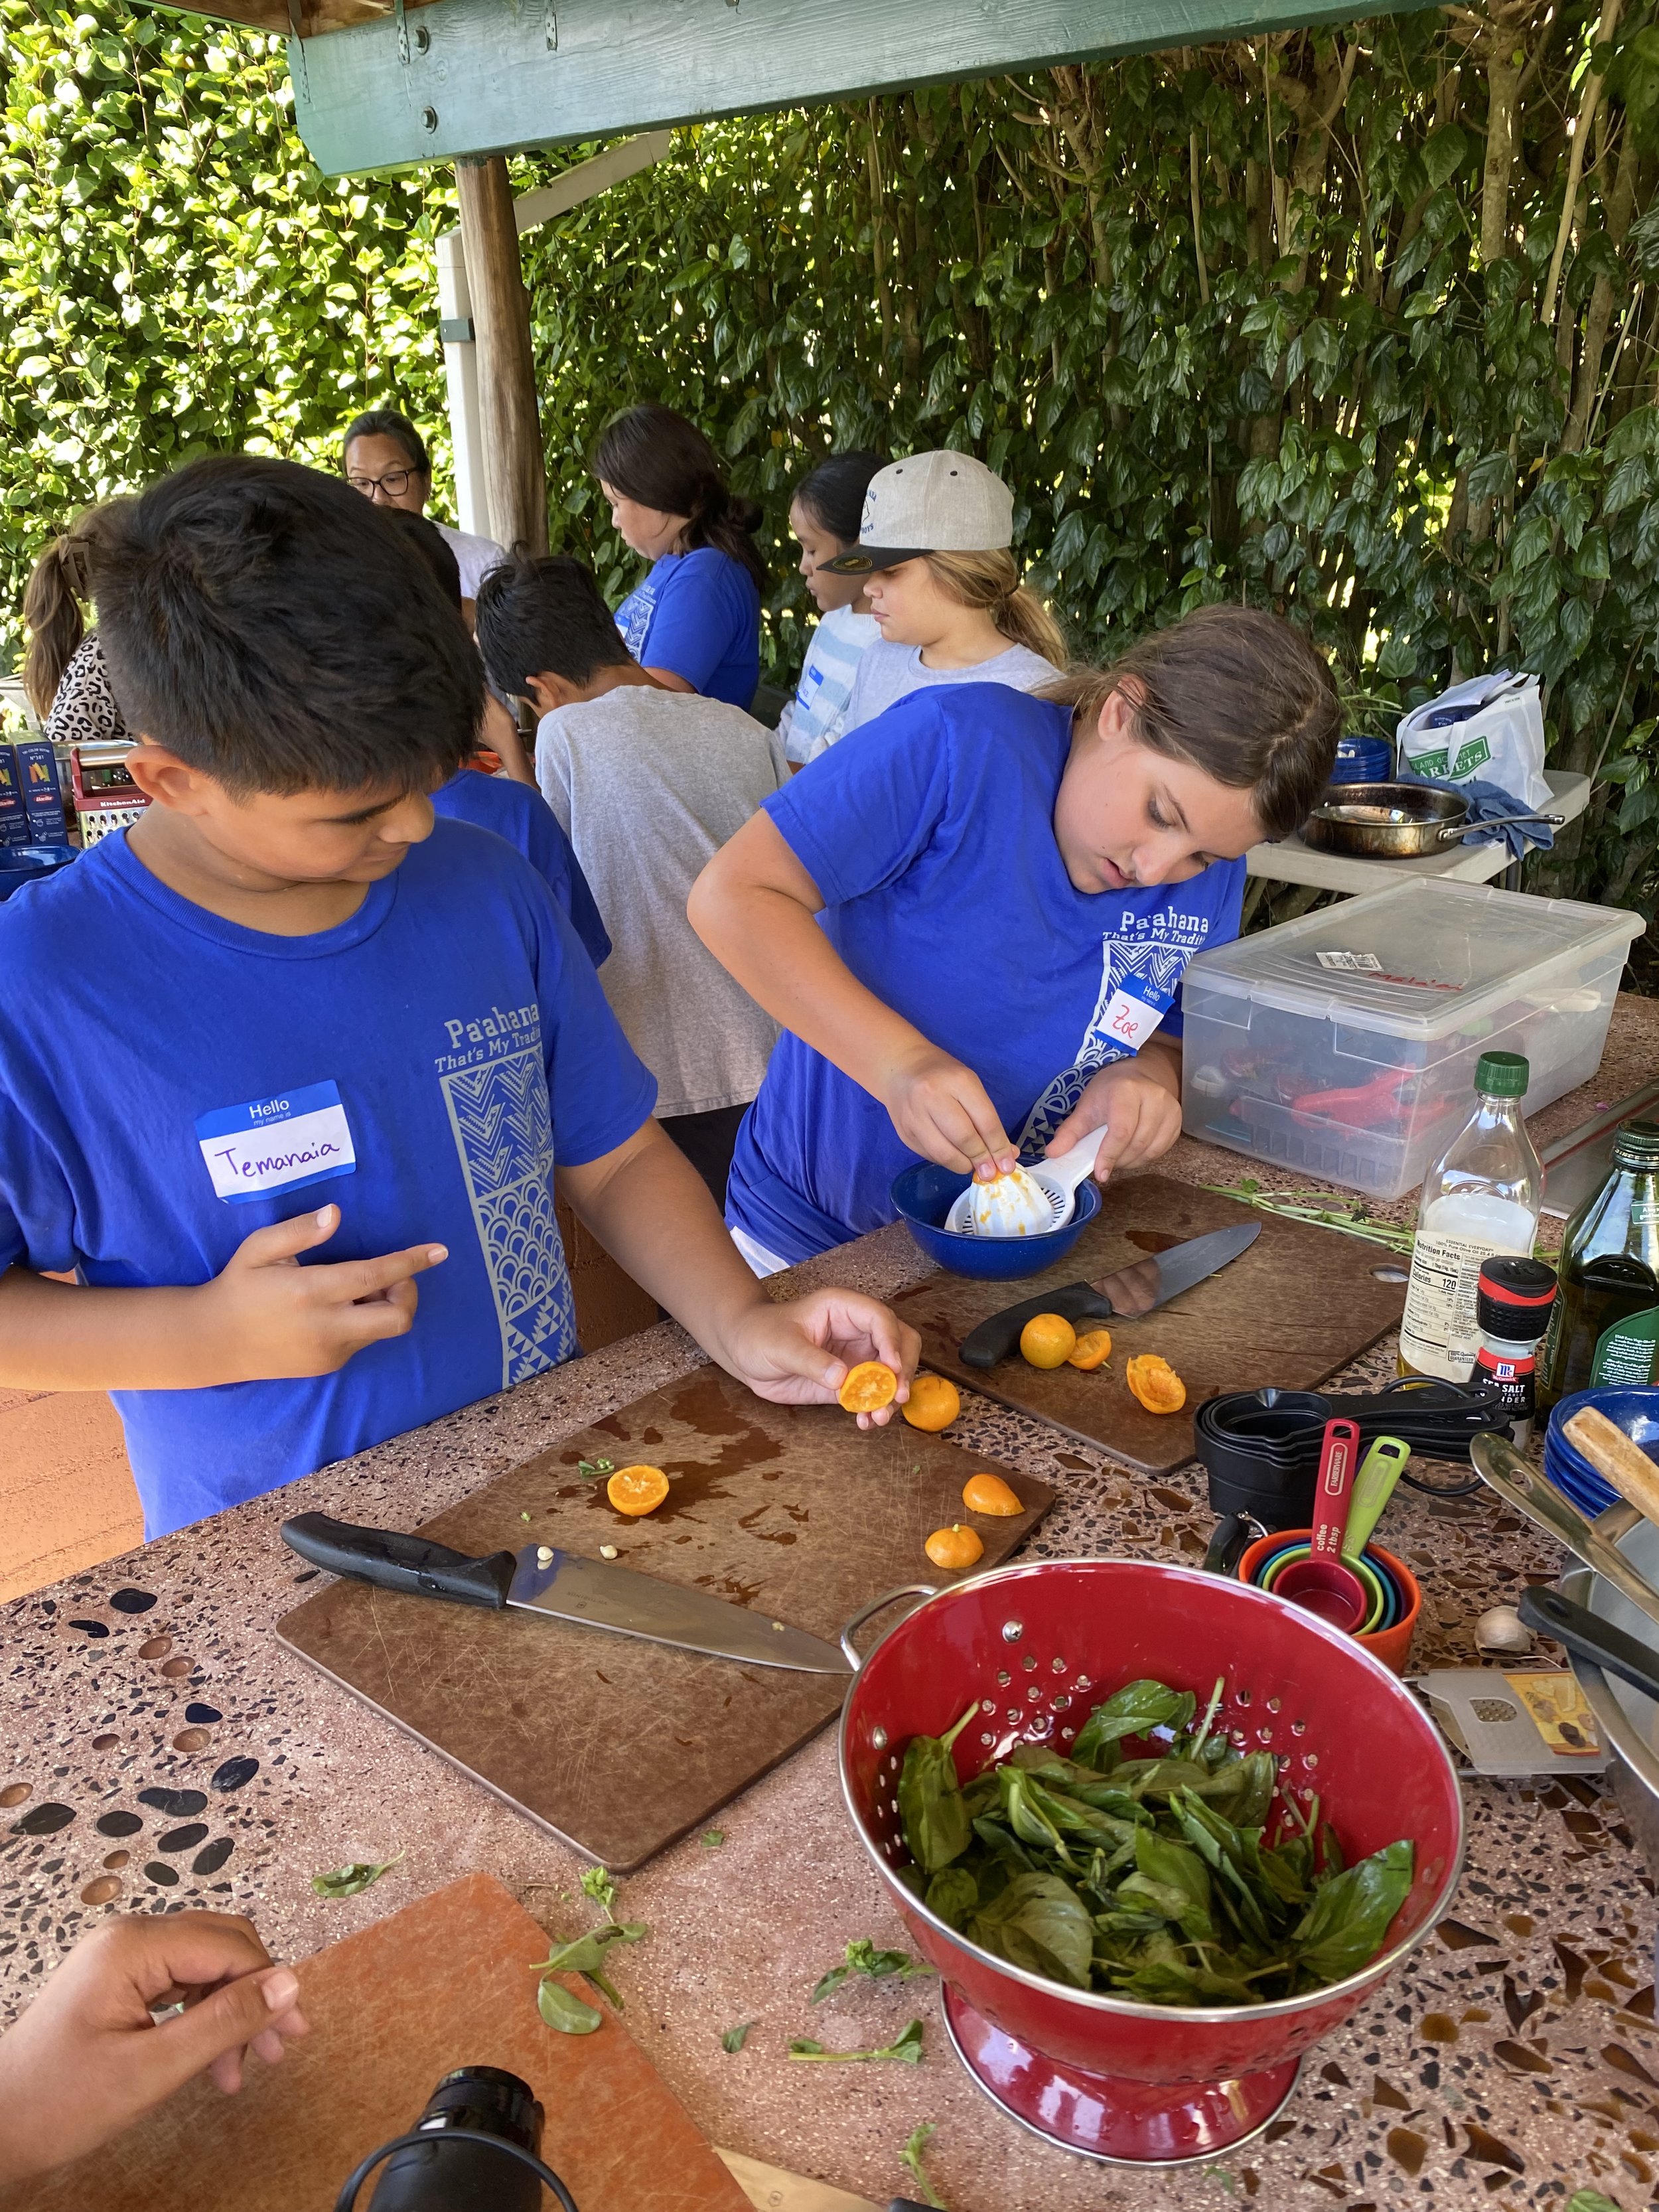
[90,455,481,796]
[380,504,463,612]
[340,408,430,477]
[792,449,885,547]
[474,554,632,696]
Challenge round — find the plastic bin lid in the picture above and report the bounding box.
[1185,879,1644,1038]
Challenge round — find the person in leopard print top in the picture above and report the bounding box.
[23,514,130,745]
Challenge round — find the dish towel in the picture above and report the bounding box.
[1393,769,1555,860]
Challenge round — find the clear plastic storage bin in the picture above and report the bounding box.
[1180,880,1644,1199]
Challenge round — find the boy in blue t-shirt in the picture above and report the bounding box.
[0,457,916,1537]
[690,605,1341,1270]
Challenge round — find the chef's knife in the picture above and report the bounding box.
[958,1220,1262,1369]
[280,1512,853,1674]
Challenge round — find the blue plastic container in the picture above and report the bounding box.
[890,1162,1102,1281]
[0,844,76,901]
[1543,1385,1659,1517]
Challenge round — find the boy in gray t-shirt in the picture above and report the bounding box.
[476,555,786,1203]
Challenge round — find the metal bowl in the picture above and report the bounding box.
[1562,1504,1659,1866]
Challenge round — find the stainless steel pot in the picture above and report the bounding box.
[1302,783,1563,859]
[1560,1502,1659,1867]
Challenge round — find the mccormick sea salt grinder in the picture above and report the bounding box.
[1471,1256,1557,1447]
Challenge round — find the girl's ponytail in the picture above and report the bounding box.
[922,551,1066,668]
[21,525,97,719]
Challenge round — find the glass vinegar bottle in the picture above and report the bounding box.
[1398,1051,1540,1382]
[1537,1118,1659,1411]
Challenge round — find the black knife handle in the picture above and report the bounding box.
[281,1512,515,1609]
[1518,1584,1659,1707]
[959,1282,1115,1370]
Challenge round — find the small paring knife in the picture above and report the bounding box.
[280,1512,853,1675]
[958,1220,1262,1369]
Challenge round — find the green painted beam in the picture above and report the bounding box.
[290,0,1433,178]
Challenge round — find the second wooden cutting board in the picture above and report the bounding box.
[893,1173,1406,1474]
[277,1367,1049,1870]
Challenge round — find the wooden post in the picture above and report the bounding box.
[454,156,547,553]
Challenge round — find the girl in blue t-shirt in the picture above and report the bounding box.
[690,605,1342,1271]
[593,404,765,710]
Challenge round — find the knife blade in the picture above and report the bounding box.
[958,1220,1262,1370]
[280,1512,853,1674]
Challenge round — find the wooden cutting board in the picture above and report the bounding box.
[0,1874,749,2212]
[277,1366,1049,1870]
[893,1174,1406,1475]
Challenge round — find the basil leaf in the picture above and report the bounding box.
[720,2021,753,2053]
[1291,1839,1414,1987]
[900,2120,948,2210]
[970,1871,1094,1989]
[311,1848,404,1899]
[1072,1680,1196,1769]
[579,1865,618,1915]
[538,1978,603,2033]
[924,1865,979,1931]
[788,2018,926,2063]
[897,1702,977,1873]
[811,1937,932,2002]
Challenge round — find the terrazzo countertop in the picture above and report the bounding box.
[3,1000,1659,2210]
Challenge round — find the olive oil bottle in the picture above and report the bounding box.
[1537,1118,1659,1410]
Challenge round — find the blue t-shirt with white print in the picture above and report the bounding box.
[0,820,656,1536]
[726,684,1245,1264]
[431,768,611,969]
[614,547,760,709]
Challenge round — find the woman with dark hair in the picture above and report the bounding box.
[341,407,506,617]
[592,404,765,709]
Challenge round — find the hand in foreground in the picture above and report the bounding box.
[722,1289,921,1426]
[1047,1059,1183,1182]
[0,1913,309,2184]
[204,1204,447,1382]
[879,1045,1017,1182]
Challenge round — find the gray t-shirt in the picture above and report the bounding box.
[536,685,788,1120]
[845,637,1058,733]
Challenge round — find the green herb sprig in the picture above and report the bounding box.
[1199,1179,1415,1256]
[788,2017,925,2065]
[579,1865,618,1917]
[893,1673,1413,2008]
[811,1938,935,2004]
[574,1457,615,1483]
[900,2122,947,2209]
[311,1849,405,1899]
[530,1920,648,2029]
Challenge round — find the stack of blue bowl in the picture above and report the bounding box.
[1331,735,1394,785]
[1544,1386,1659,1516]
[0,845,76,902]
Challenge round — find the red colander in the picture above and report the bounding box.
[838,1557,1464,2168]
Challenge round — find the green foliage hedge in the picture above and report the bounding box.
[5,2,1659,916]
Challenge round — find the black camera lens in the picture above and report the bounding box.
[368,2067,546,2211]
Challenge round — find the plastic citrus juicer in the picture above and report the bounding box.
[1274,1417,1369,1629]
[944,1124,1108,1238]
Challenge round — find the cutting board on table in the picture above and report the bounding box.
[0,1874,749,2212]
[893,1173,1406,1475]
[277,1367,1049,1870]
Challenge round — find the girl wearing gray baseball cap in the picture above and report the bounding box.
[820,451,1067,733]
[689,603,1340,1273]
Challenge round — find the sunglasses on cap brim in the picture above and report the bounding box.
[817,544,931,575]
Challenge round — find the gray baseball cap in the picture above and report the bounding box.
[819,451,1015,573]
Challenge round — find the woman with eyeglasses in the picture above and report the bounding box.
[340,408,506,619]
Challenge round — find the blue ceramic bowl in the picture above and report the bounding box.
[0,844,75,901]
[890,1163,1102,1282]
[1545,1386,1659,1517]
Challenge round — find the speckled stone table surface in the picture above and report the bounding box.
[4,999,1659,2211]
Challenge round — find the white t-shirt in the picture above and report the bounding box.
[778,605,881,765]
[845,636,1057,734]
[435,522,508,601]
[535,685,788,1119]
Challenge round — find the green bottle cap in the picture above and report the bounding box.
[1612,1118,1659,1169]
[1475,1051,1529,1098]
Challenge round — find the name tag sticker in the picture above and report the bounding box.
[196,1080,357,1204]
[1100,990,1162,1052]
